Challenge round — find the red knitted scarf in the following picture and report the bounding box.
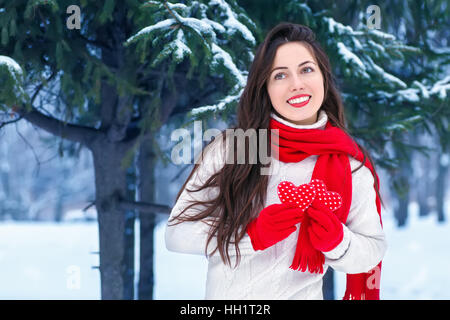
[269,114,383,300]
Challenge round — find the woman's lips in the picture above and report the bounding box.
[287,96,311,108]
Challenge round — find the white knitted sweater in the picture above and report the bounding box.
[165,110,387,300]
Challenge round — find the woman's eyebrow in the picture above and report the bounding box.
[270,60,316,74]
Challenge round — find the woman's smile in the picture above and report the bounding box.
[287,94,312,107]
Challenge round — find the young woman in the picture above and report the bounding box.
[165,23,387,300]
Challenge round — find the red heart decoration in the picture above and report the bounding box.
[309,179,342,212]
[277,181,316,212]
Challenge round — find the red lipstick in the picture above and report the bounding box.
[287,94,311,108]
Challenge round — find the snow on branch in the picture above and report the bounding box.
[370,76,450,103]
[125,19,177,45]
[337,42,370,79]
[190,87,243,116]
[211,43,246,87]
[384,115,422,131]
[429,75,450,99]
[0,55,23,77]
[127,0,256,118]
[209,0,256,45]
[324,17,366,37]
[0,55,27,109]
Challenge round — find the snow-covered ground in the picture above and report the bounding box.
[0,202,448,300]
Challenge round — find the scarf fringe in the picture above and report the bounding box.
[289,217,325,274]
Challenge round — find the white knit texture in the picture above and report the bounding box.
[165,110,387,300]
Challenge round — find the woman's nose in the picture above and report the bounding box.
[289,74,306,91]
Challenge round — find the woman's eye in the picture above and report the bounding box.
[274,67,314,80]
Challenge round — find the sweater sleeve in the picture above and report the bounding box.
[323,160,387,274]
[164,134,255,258]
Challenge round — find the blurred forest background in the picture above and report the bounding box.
[0,0,448,299]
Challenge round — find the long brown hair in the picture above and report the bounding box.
[168,22,384,268]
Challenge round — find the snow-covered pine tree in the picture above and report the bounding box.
[0,0,258,299]
[317,13,448,167]
[126,0,257,124]
[239,0,449,184]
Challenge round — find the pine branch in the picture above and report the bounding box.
[15,104,100,148]
[5,68,101,147]
[162,1,183,25]
[30,70,58,105]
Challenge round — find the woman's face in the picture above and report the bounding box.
[266,41,325,125]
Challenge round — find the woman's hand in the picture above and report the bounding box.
[307,200,344,252]
[246,203,305,251]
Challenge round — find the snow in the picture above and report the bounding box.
[376,76,450,102]
[209,0,256,45]
[368,29,396,41]
[412,80,430,99]
[172,29,192,61]
[125,0,253,118]
[365,56,407,89]
[125,19,177,44]
[177,16,217,42]
[336,42,369,79]
[0,222,100,299]
[202,17,226,34]
[0,201,449,299]
[325,17,360,36]
[337,42,365,70]
[429,75,450,99]
[384,115,422,131]
[0,55,23,77]
[371,204,450,299]
[382,72,408,89]
[352,37,363,50]
[132,0,255,46]
[126,0,252,100]
[189,87,243,116]
[164,1,188,12]
[211,43,246,87]
[368,40,385,53]
[396,88,420,102]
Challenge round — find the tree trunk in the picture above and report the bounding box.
[91,140,130,300]
[396,191,409,227]
[393,132,412,227]
[395,162,411,227]
[124,165,137,299]
[417,150,430,217]
[137,137,157,299]
[436,150,448,223]
[413,131,430,217]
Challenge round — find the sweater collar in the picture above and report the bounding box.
[270,110,328,130]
